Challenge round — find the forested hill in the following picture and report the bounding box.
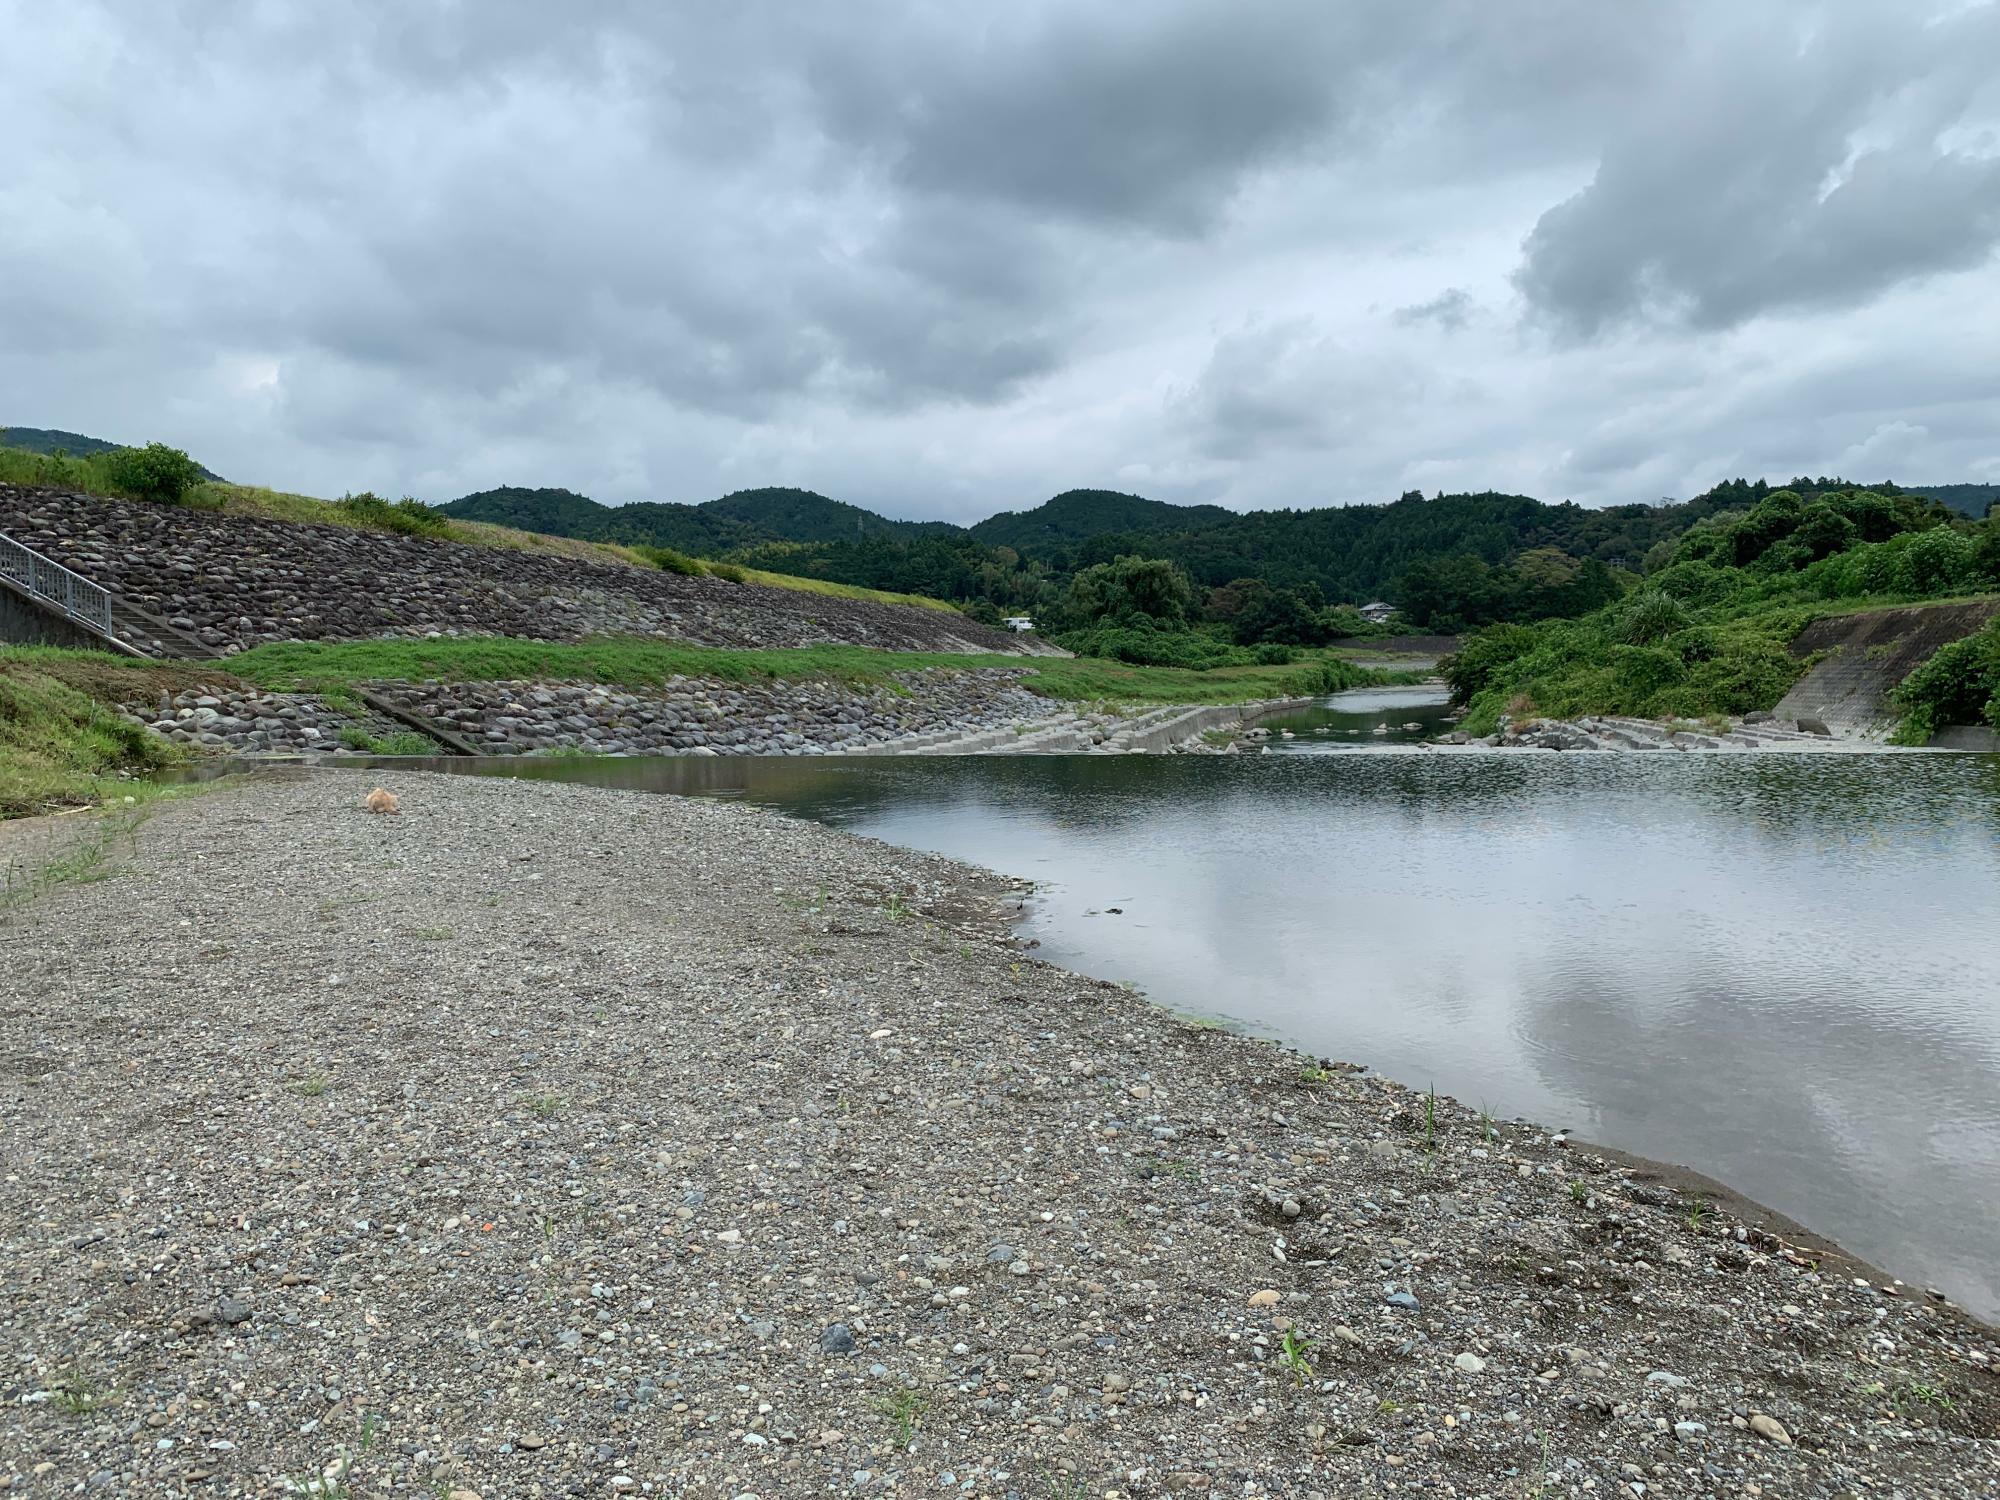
[1907,484,1999,519]
[969,489,1236,551]
[442,482,1728,598]
[440,484,946,553]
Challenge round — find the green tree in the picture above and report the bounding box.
[103,442,202,505]
[1060,554,1196,628]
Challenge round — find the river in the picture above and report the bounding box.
[305,689,2000,1319]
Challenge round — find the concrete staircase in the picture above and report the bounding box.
[0,529,206,659]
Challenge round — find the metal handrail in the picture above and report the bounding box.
[0,531,114,636]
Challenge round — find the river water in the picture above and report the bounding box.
[316,689,2000,1319]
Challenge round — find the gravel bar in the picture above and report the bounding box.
[2,772,1994,1498]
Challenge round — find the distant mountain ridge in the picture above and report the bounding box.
[435,475,1993,615]
[1905,484,1999,519]
[440,484,951,554]
[968,489,1237,550]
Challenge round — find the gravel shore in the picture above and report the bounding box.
[2,773,1994,1498]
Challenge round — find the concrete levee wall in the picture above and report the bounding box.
[1774,599,2000,737]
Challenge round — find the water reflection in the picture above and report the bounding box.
[256,744,2000,1316]
[1263,684,1457,749]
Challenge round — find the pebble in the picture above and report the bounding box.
[0,769,1985,1499]
[1748,1413,1793,1445]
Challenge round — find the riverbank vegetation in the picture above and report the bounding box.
[0,647,186,816]
[0,636,1397,823]
[1892,617,2000,742]
[1442,489,2000,732]
[219,636,1395,706]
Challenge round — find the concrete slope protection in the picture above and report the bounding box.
[0,484,1056,659]
[1775,598,2000,737]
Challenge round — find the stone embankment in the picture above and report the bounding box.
[374,674,1052,757]
[0,484,1055,658]
[1,774,1992,1497]
[129,685,414,755]
[115,672,1308,759]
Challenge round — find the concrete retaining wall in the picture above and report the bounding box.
[1927,725,2000,752]
[1774,599,2000,737]
[0,582,109,652]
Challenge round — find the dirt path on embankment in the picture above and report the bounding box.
[1,773,1994,1497]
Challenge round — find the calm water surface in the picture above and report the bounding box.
[337,700,2000,1318]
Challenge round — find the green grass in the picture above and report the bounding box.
[734,564,958,613]
[874,1388,928,1447]
[219,635,1395,706]
[1279,1326,1315,1387]
[0,648,186,817]
[334,726,438,756]
[49,1372,113,1416]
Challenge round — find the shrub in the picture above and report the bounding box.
[707,562,748,584]
[102,442,202,505]
[635,544,706,576]
[1283,657,1372,695]
[1975,521,2000,586]
[1252,642,1296,665]
[1897,527,1975,596]
[1439,623,1541,703]
[338,491,450,538]
[1647,560,1739,608]
[1616,590,1692,645]
[1054,625,1259,670]
[1892,619,2000,743]
[1608,644,1686,700]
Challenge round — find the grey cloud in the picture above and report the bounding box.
[1516,4,2000,334]
[2,1,1997,518]
[1176,319,1428,462]
[799,3,1367,235]
[1394,289,1474,332]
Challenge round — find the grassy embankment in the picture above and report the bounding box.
[1444,491,2000,736]
[0,446,957,614]
[0,647,197,817]
[220,636,1396,705]
[0,636,1400,819]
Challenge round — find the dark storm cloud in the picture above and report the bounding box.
[2,1,1997,514]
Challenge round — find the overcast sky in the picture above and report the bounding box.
[5,2,1999,522]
